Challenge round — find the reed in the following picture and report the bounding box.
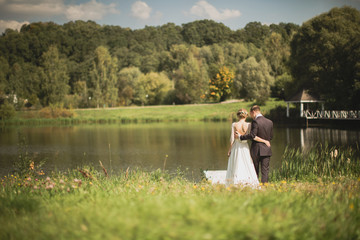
[271,143,360,181]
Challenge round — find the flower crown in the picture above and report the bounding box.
[237,110,247,116]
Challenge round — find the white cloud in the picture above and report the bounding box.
[1,0,119,22]
[65,0,119,21]
[131,1,152,20]
[189,0,241,21]
[5,1,65,16]
[0,20,30,33]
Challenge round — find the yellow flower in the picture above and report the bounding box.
[193,185,197,189]
[349,203,354,210]
[201,187,205,191]
[89,182,93,185]
[281,180,287,184]
[29,161,34,170]
[332,182,335,185]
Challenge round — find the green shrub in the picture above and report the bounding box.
[0,101,16,120]
[39,104,75,118]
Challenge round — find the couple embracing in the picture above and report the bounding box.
[225,105,273,187]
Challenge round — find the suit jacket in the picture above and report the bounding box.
[240,115,273,157]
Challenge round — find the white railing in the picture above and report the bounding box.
[303,110,360,120]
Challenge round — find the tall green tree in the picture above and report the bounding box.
[0,56,9,95]
[289,6,360,109]
[181,20,232,47]
[89,46,118,107]
[39,45,69,106]
[117,67,142,106]
[139,72,172,105]
[173,47,209,104]
[8,62,41,107]
[234,57,274,104]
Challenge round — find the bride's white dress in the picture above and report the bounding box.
[204,122,259,188]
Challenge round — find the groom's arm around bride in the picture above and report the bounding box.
[237,105,273,183]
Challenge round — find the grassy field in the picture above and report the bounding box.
[1,144,360,240]
[1,170,359,240]
[8,99,287,124]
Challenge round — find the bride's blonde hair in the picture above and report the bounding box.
[236,108,248,119]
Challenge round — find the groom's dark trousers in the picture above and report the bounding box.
[240,115,273,183]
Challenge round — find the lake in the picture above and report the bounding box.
[1,122,359,179]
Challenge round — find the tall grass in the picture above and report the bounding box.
[271,144,360,181]
[1,167,359,240]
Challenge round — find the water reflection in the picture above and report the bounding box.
[0,123,359,179]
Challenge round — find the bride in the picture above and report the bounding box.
[225,109,270,188]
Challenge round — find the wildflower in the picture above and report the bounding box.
[29,161,34,170]
[59,179,65,184]
[201,187,205,191]
[33,185,39,190]
[281,180,287,184]
[193,185,197,189]
[26,177,31,181]
[67,187,70,192]
[349,203,354,210]
[74,179,82,187]
[45,184,54,190]
[46,177,51,182]
[89,182,93,185]
[332,182,335,185]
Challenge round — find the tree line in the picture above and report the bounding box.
[0,6,359,112]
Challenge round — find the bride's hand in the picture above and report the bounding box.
[227,150,231,157]
[265,140,271,147]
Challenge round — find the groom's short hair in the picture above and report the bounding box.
[250,105,260,112]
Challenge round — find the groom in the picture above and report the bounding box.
[235,105,273,183]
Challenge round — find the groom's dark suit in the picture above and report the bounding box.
[240,114,273,183]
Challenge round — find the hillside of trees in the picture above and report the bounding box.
[0,6,359,112]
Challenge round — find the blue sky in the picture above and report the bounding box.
[1,0,360,33]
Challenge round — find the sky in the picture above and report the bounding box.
[0,0,360,33]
